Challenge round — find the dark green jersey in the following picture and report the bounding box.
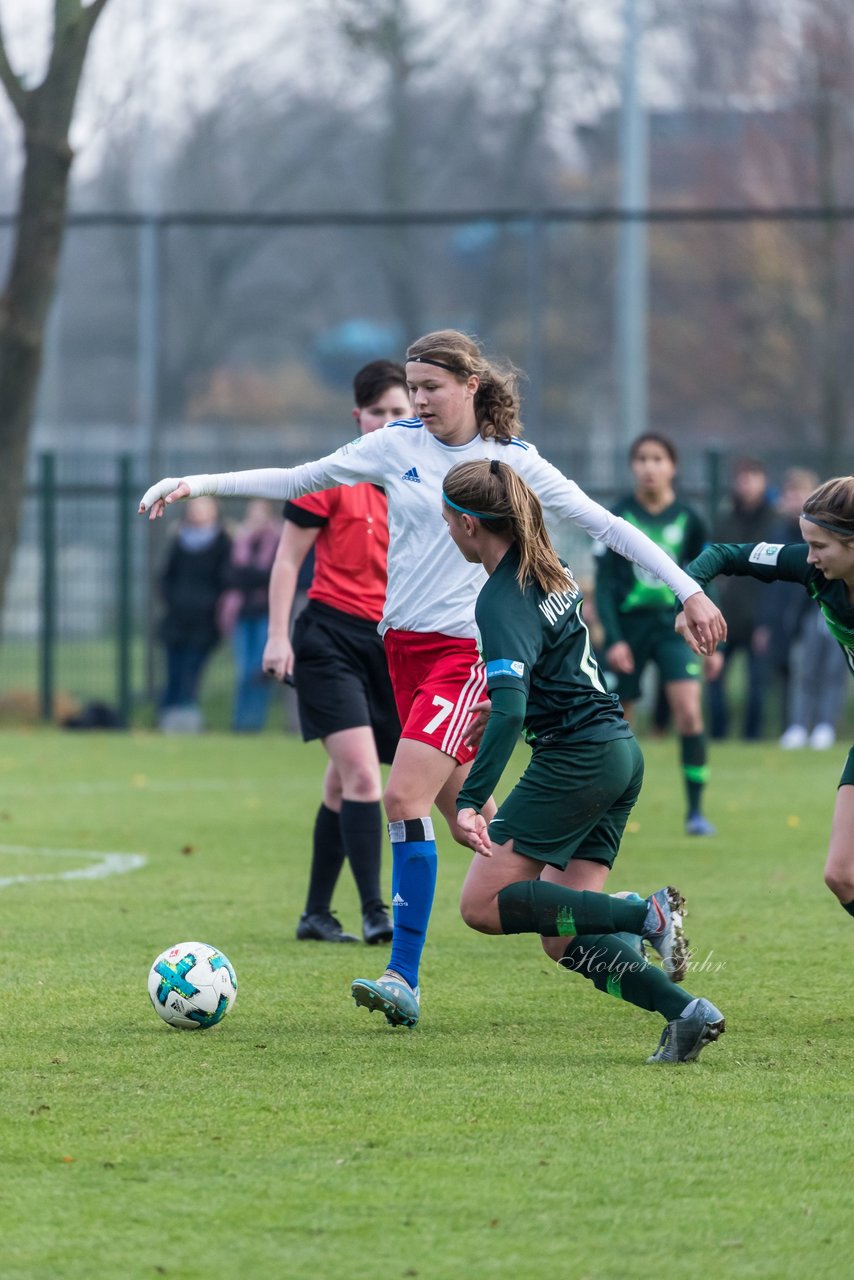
[687,541,854,678]
[595,496,708,648]
[478,546,630,742]
[457,545,631,816]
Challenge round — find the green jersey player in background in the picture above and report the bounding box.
[444,458,725,1065]
[680,474,854,924]
[595,433,721,837]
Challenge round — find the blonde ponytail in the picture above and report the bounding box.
[443,459,574,595]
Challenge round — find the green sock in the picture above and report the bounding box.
[561,933,693,1021]
[497,880,646,938]
[842,899,854,918]
[681,733,709,816]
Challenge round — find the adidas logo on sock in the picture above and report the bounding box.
[392,892,407,907]
[401,467,421,483]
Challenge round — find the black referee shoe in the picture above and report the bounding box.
[362,902,394,945]
[296,910,359,943]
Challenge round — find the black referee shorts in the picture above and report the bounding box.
[291,600,400,764]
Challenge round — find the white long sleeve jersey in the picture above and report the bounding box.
[176,418,702,638]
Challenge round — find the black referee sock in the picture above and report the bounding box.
[304,803,346,914]
[842,899,854,918]
[340,798,385,910]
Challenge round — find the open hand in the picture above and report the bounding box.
[456,807,493,857]
[138,479,191,519]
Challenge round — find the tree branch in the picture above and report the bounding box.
[83,0,111,31]
[0,20,27,120]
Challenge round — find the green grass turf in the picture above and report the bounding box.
[1,729,852,1279]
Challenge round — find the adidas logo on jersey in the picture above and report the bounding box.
[392,891,408,907]
[401,467,421,483]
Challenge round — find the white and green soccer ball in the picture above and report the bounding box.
[147,941,237,1030]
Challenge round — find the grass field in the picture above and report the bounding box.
[1,728,853,1279]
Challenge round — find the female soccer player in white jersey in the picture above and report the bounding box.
[140,329,726,1029]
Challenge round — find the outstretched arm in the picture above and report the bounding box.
[517,451,726,653]
[675,541,812,644]
[138,433,388,518]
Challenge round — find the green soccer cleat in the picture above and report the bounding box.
[643,886,689,982]
[646,997,726,1064]
[352,970,421,1027]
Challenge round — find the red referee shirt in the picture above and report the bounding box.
[286,485,389,623]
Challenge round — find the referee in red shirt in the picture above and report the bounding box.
[263,361,410,944]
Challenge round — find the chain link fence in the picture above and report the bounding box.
[3,442,852,734]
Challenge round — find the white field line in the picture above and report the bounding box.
[0,843,147,889]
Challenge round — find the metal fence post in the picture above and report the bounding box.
[117,456,133,727]
[39,452,57,722]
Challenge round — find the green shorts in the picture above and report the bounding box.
[611,610,700,703]
[487,734,644,870]
[839,746,854,788]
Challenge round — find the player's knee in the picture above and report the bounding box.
[458,891,498,934]
[674,709,702,735]
[824,863,854,902]
[341,761,382,802]
[382,779,411,822]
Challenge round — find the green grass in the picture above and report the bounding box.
[1,729,852,1279]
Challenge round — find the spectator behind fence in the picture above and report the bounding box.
[158,496,232,733]
[594,432,720,837]
[218,499,283,733]
[757,467,819,734]
[707,458,776,741]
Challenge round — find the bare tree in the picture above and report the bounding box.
[0,0,111,622]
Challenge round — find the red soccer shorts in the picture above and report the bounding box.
[383,630,487,764]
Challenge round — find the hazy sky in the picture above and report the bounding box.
[0,0,324,172]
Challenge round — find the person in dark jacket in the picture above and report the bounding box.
[707,459,776,740]
[219,499,282,732]
[158,496,232,731]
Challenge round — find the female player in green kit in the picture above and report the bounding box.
[594,433,720,836]
[443,459,725,1064]
[680,475,854,920]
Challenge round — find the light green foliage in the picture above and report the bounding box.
[0,732,852,1278]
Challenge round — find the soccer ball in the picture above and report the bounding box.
[147,941,237,1030]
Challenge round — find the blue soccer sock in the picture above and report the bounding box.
[387,818,438,990]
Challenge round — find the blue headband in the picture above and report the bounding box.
[443,493,502,521]
[800,513,854,539]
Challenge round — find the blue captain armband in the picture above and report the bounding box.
[485,658,526,680]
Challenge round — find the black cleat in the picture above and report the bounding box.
[296,910,359,943]
[362,902,393,945]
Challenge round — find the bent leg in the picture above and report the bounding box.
[824,784,854,908]
[459,840,647,939]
